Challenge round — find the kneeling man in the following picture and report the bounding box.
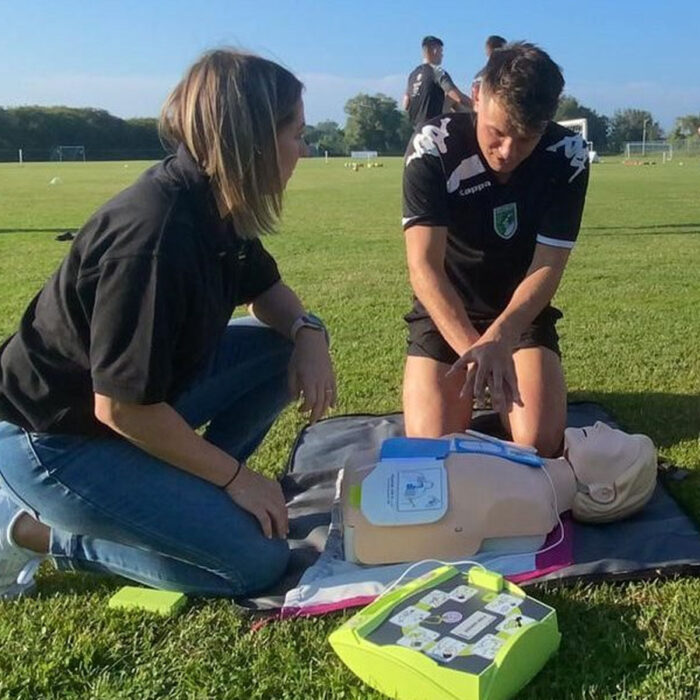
[402,42,590,456]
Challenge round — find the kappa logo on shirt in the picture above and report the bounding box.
[493,203,518,239]
[546,133,588,183]
[446,155,486,193]
[406,118,451,165]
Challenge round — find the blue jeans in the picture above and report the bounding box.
[0,318,293,597]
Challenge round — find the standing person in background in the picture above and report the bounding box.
[472,35,507,92]
[403,36,472,129]
[485,35,507,57]
[402,42,590,457]
[0,50,335,600]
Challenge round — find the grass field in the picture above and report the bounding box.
[0,156,699,699]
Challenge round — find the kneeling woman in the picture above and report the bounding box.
[0,50,335,598]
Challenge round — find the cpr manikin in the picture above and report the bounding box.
[341,423,657,565]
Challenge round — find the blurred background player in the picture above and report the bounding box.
[403,36,472,129]
[473,35,508,93]
[485,34,507,57]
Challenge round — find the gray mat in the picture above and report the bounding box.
[239,403,700,612]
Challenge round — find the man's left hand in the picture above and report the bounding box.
[447,333,522,413]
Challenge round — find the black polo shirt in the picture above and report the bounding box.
[402,112,589,322]
[406,63,457,128]
[0,145,280,435]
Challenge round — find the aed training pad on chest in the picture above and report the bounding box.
[328,566,560,700]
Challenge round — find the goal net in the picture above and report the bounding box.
[624,141,673,161]
[350,150,378,161]
[50,145,86,162]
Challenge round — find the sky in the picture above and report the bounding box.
[1,0,699,132]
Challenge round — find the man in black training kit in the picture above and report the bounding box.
[402,42,590,456]
[403,36,472,129]
[472,35,507,93]
[485,34,507,57]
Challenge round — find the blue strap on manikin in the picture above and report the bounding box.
[451,437,544,468]
[379,438,451,460]
[379,436,543,468]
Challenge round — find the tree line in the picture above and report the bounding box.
[553,96,700,153]
[311,94,700,156]
[0,106,165,162]
[1,100,699,162]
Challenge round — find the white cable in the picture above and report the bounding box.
[378,463,564,597]
[380,558,486,599]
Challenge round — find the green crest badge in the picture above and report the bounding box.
[493,202,518,239]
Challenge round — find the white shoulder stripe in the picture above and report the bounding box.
[536,235,575,249]
[446,155,485,193]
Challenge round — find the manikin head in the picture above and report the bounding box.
[421,35,444,65]
[565,422,657,523]
[473,42,563,176]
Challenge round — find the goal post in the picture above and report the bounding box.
[624,141,672,160]
[557,118,588,143]
[556,118,597,161]
[50,145,86,162]
[350,150,378,161]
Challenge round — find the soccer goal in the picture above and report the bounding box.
[557,118,588,143]
[350,150,378,162]
[624,141,673,161]
[557,118,598,161]
[50,145,86,162]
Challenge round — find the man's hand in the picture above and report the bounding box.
[288,329,336,423]
[447,332,522,413]
[225,465,288,539]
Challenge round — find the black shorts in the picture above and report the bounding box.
[406,306,563,365]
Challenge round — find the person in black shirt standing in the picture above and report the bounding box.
[485,35,507,57]
[403,35,472,129]
[402,42,589,456]
[0,50,335,598]
[472,35,507,93]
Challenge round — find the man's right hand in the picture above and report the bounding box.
[447,333,523,414]
[225,465,289,539]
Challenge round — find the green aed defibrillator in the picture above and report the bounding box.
[329,565,560,700]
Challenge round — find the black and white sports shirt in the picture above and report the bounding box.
[406,63,457,128]
[402,112,589,321]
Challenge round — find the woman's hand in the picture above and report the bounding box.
[447,331,523,414]
[288,329,336,423]
[225,465,288,539]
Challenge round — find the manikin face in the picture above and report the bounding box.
[277,99,307,188]
[564,421,657,521]
[564,422,641,493]
[473,84,543,177]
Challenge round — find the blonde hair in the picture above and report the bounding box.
[159,50,303,238]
